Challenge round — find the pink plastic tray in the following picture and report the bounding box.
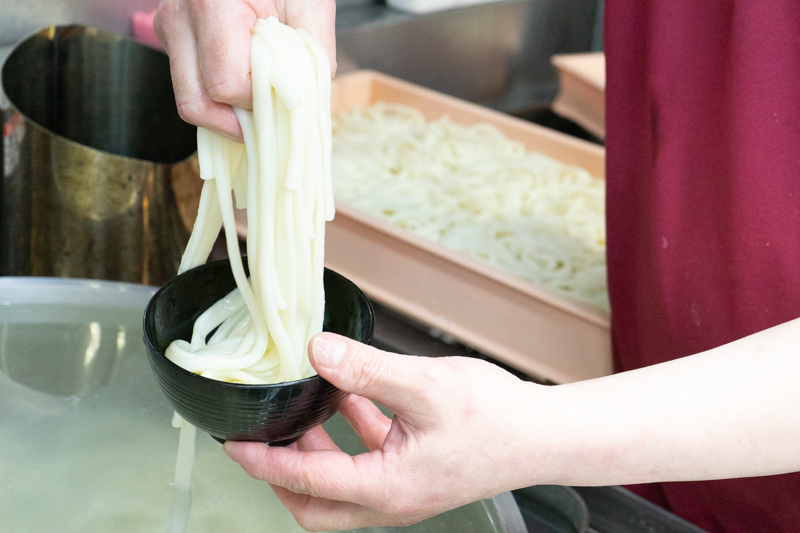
[325,70,611,383]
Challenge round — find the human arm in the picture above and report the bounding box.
[537,317,800,486]
[224,317,800,531]
[153,0,336,141]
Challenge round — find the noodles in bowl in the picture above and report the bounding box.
[142,17,372,442]
[143,257,374,445]
[167,17,335,386]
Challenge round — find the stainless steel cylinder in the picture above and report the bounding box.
[1,25,198,285]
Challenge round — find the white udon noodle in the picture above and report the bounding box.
[331,103,608,310]
[164,19,332,533]
[166,17,334,386]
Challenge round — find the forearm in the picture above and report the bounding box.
[526,317,800,487]
[225,323,800,530]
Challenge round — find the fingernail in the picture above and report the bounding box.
[222,441,233,458]
[312,335,347,368]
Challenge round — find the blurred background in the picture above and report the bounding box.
[0,0,603,127]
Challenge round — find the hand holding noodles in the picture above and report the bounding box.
[153,0,337,140]
[166,17,334,385]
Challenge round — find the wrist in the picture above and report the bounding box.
[512,378,629,488]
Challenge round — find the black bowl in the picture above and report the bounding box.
[143,258,374,446]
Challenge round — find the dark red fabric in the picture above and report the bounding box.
[604,2,800,532]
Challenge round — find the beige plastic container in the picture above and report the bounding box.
[326,70,611,383]
[550,52,606,139]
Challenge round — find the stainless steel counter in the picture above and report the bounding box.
[336,0,600,114]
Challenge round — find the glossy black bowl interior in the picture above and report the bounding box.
[143,258,374,445]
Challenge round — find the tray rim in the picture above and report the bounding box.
[330,69,610,327]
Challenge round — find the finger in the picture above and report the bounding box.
[154,2,243,140]
[270,485,393,532]
[284,0,338,76]
[297,425,340,453]
[152,3,170,53]
[308,333,438,422]
[224,440,388,508]
[339,394,393,451]
[190,0,258,110]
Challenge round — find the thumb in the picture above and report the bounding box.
[308,332,429,417]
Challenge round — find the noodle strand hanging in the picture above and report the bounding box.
[166,17,333,385]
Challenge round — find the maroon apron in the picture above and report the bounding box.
[605,2,800,531]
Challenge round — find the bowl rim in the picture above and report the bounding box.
[143,257,374,391]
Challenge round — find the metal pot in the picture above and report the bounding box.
[0,25,198,285]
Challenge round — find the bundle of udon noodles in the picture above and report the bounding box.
[331,103,608,310]
[166,17,334,384]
